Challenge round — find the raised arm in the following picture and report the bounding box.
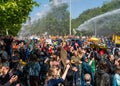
[61,64,70,80]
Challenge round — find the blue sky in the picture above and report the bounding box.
[29,0,111,19]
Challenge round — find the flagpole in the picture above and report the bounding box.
[69,0,71,35]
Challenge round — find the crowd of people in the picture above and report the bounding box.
[0,35,120,86]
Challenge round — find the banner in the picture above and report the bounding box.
[115,36,120,44]
[73,28,77,35]
[60,47,67,67]
[112,34,115,42]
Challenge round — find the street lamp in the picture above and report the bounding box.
[69,0,71,35]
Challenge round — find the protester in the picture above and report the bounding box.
[81,54,94,86]
[83,73,92,86]
[114,49,120,59]
[10,50,20,69]
[71,50,82,86]
[114,58,120,66]
[64,60,77,86]
[45,64,70,86]
[0,64,11,85]
[113,66,120,86]
[25,54,40,86]
[3,35,13,58]
[94,60,111,86]
[0,34,120,86]
[0,75,18,86]
[106,54,116,86]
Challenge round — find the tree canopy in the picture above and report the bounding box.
[0,0,38,36]
[22,3,69,36]
[72,0,120,35]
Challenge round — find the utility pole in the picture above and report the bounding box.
[69,0,72,35]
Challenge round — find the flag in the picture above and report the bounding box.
[73,28,77,35]
[115,35,120,44]
[112,34,115,42]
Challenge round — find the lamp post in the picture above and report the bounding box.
[69,0,71,35]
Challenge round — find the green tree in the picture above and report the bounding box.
[0,0,38,36]
[72,0,120,33]
[26,3,69,35]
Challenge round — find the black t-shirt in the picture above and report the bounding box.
[64,69,74,86]
[47,78,64,86]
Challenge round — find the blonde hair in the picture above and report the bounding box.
[84,73,91,82]
[45,68,56,84]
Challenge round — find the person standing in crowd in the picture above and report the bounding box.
[1,34,120,86]
[1,46,8,64]
[83,73,92,86]
[3,36,13,58]
[115,49,120,59]
[0,64,11,85]
[40,57,50,85]
[19,43,26,61]
[107,54,116,86]
[81,54,94,86]
[25,54,40,86]
[71,50,82,86]
[68,46,74,60]
[95,60,111,86]
[113,66,120,86]
[0,63,20,86]
[45,64,70,86]
[64,60,77,86]
[115,58,120,67]
[10,50,20,69]
[0,75,18,86]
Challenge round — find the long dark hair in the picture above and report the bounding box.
[29,54,37,62]
[98,60,109,73]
